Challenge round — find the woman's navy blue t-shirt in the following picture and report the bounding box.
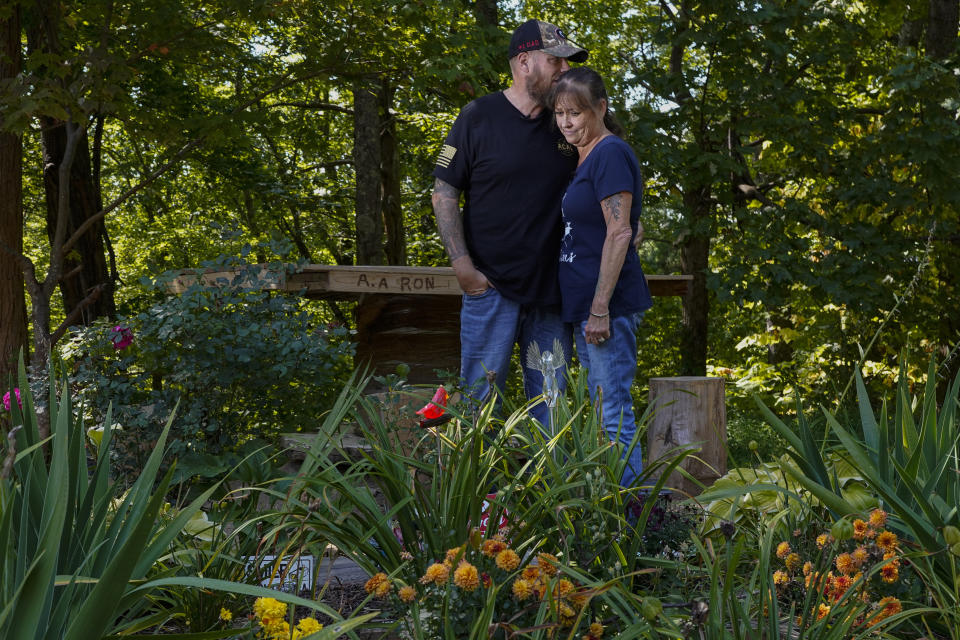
[558,135,653,323]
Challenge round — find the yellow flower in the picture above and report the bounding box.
[218,607,232,622]
[295,617,323,638]
[882,552,900,567]
[557,602,576,626]
[851,546,869,567]
[876,530,898,552]
[398,585,416,603]
[816,533,832,548]
[512,578,533,600]
[454,562,480,591]
[265,619,290,639]
[588,622,604,638]
[772,570,789,586]
[868,509,887,529]
[538,553,559,576]
[495,549,520,571]
[802,562,813,576]
[421,562,450,585]
[253,597,287,622]
[835,553,856,575]
[816,603,831,620]
[785,553,801,572]
[364,572,392,597]
[775,541,791,559]
[482,539,507,557]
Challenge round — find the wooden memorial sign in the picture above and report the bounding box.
[168,265,692,385]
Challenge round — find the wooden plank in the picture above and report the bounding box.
[168,266,285,294]
[169,264,692,297]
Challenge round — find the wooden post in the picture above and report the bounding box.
[647,377,726,497]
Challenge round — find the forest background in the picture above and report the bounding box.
[1,0,959,432]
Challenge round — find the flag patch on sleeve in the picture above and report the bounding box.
[436,144,457,169]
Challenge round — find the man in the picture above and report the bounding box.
[432,19,588,423]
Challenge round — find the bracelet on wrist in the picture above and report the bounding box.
[589,311,610,318]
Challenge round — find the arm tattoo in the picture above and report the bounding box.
[601,193,624,221]
[432,178,468,262]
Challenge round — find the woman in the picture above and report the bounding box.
[550,67,653,488]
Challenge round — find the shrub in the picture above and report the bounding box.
[62,259,354,486]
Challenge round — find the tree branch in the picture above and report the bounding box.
[268,101,353,115]
[49,283,107,346]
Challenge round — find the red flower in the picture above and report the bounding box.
[111,325,134,351]
[416,386,448,423]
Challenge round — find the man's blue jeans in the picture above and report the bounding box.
[575,312,644,488]
[460,288,571,425]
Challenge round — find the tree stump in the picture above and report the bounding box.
[647,377,726,497]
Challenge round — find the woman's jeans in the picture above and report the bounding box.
[575,312,644,488]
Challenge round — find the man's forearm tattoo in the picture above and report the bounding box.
[432,178,467,261]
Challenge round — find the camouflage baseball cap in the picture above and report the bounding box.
[508,19,588,63]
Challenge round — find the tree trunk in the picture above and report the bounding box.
[40,118,116,323]
[679,185,711,376]
[0,3,28,381]
[353,74,385,265]
[926,0,958,60]
[379,78,405,266]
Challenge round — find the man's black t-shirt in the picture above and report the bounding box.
[433,92,578,306]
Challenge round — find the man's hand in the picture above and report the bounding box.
[453,259,491,295]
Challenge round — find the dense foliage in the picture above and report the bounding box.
[62,259,353,484]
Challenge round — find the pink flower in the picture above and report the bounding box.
[416,385,448,423]
[3,388,21,412]
[111,325,134,350]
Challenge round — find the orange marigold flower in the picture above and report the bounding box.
[454,562,480,591]
[445,545,465,564]
[876,530,898,552]
[538,553,559,576]
[785,553,802,572]
[816,603,831,620]
[555,578,575,598]
[852,519,874,540]
[421,562,450,586]
[816,533,833,548]
[364,572,391,597]
[482,539,507,557]
[570,591,588,609]
[398,585,416,603]
[851,546,869,567]
[522,566,540,581]
[869,509,887,529]
[835,553,856,575]
[870,596,902,625]
[803,562,813,576]
[831,575,853,600]
[512,578,533,600]
[773,570,789,586]
[496,549,520,571]
[880,563,899,584]
[776,541,791,559]
[882,552,900,567]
